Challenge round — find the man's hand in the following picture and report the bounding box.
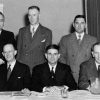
[21,88,31,96]
[0,58,5,65]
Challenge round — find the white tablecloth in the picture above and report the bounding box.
[0,90,100,100]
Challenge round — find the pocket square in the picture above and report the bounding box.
[41,39,46,42]
[17,77,21,79]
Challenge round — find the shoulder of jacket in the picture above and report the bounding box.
[86,34,97,40]
[40,24,52,32]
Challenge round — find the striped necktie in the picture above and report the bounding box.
[77,34,81,44]
[32,27,35,37]
[7,64,11,80]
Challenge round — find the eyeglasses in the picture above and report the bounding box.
[3,50,14,54]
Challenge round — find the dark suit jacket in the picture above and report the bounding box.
[78,58,98,90]
[0,61,31,91]
[0,29,15,60]
[17,24,52,73]
[59,33,97,83]
[31,62,77,92]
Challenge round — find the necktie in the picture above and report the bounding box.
[77,34,81,44]
[7,65,11,80]
[32,27,35,37]
[51,67,54,78]
[98,65,100,78]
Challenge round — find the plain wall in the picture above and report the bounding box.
[2,0,83,44]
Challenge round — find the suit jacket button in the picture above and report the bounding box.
[26,53,28,55]
[72,55,74,57]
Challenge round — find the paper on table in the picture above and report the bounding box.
[12,91,31,96]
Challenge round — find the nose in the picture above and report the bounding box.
[51,54,55,58]
[78,24,82,28]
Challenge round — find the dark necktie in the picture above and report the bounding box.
[98,65,100,78]
[7,65,11,80]
[51,67,54,78]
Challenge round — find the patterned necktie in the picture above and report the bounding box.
[77,34,81,44]
[98,65,100,78]
[32,27,35,37]
[7,64,11,80]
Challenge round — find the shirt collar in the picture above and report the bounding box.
[0,29,2,34]
[48,63,57,73]
[75,32,84,40]
[95,61,100,70]
[30,23,39,32]
[7,60,16,71]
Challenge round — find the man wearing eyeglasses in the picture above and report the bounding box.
[0,43,31,91]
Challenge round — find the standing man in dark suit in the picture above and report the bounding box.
[0,43,31,91]
[78,42,100,90]
[31,44,77,92]
[17,6,52,73]
[59,15,97,83]
[0,12,15,65]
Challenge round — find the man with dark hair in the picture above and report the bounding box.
[31,44,77,92]
[0,43,31,91]
[59,15,97,83]
[0,12,15,65]
[17,5,52,73]
[73,15,86,23]
[78,42,100,91]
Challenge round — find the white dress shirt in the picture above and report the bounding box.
[95,62,100,70]
[7,60,16,71]
[48,63,57,73]
[75,32,84,40]
[30,24,39,34]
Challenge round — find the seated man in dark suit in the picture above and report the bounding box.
[31,44,77,92]
[78,42,100,92]
[0,43,31,91]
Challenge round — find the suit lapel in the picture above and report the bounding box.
[29,24,46,51]
[88,59,98,78]
[79,34,89,49]
[55,62,62,77]
[70,33,90,54]
[42,63,51,80]
[69,33,80,56]
[3,63,8,81]
[23,25,32,50]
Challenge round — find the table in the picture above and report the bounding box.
[0,90,100,100]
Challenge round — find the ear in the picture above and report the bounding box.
[84,22,86,28]
[2,52,4,57]
[14,50,17,55]
[45,53,47,59]
[73,22,75,28]
[92,51,94,57]
[58,54,60,59]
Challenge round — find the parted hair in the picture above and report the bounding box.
[28,5,40,12]
[45,44,59,53]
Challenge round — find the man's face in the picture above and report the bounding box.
[45,49,60,65]
[3,44,17,62]
[0,14,4,30]
[92,45,100,64]
[73,18,86,33]
[28,8,39,25]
